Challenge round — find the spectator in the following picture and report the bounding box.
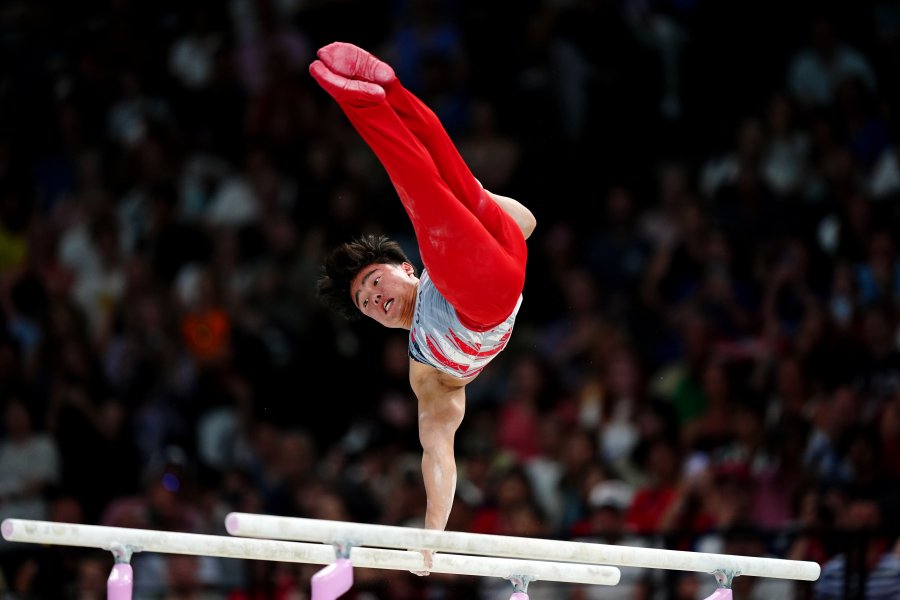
[585,185,651,305]
[0,398,61,528]
[804,386,861,485]
[761,92,812,199]
[834,76,892,171]
[231,0,312,95]
[696,527,797,599]
[681,361,737,453]
[496,353,558,463]
[537,267,608,386]
[814,498,900,600]
[469,464,542,536]
[73,552,112,600]
[880,392,900,480]
[787,16,878,109]
[571,478,661,600]
[853,305,900,411]
[168,7,225,93]
[868,134,900,200]
[855,230,900,310]
[624,435,684,536]
[384,0,467,107]
[69,210,126,341]
[106,70,176,150]
[575,345,645,468]
[457,99,523,194]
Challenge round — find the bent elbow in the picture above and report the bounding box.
[419,425,456,453]
[418,403,465,451]
[522,213,537,240]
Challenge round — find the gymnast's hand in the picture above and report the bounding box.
[409,548,434,576]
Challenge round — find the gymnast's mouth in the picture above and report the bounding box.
[384,299,394,313]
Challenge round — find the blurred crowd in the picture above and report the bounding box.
[1,0,900,598]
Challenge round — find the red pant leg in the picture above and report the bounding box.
[384,81,524,256]
[384,83,482,214]
[334,97,525,328]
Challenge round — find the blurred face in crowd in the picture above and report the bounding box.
[768,93,794,135]
[647,439,679,484]
[503,503,545,537]
[495,470,532,508]
[606,349,640,400]
[867,230,896,270]
[736,117,765,162]
[75,556,107,599]
[702,363,731,407]
[606,186,634,226]
[350,262,419,329]
[812,19,837,59]
[862,310,893,357]
[828,387,859,433]
[166,555,201,592]
[312,490,350,521]
[4,401,32,441]
[839,499,881,530]
[510,354,546,398]
[562,430,595,474]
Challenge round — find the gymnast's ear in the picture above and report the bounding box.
[402,262,417,277]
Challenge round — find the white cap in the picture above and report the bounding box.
[588,479,634,511]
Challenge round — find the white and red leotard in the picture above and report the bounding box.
[410,269,521,378]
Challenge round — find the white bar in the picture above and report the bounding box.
[226,513,820,581]
[1,519,619,586]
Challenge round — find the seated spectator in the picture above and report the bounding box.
[834,76,892,170]
[73,552,113,600]
[624,436,683,536]
[804,386,861,485]
[496,353,558,463]
[761,92,812,199]
[457,99,522,194]
[0,398,61,533]
[469,464,542,536]
[572,479,661,600]
[855,230,900,310]
[681,362,737,454]
[585,186,650,303]
[868,140,900,200]
[814,498,900,600]
[696,527,797,599]
[786,16,877,109]
[880,393,900,480]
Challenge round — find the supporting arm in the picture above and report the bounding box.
[412,365,467,533]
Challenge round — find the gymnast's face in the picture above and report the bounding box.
[351,262,418,329]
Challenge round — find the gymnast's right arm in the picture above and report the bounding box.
[410,360,466,535]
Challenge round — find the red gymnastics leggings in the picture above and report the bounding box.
[334,80,527,330]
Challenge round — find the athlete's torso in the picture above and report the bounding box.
[409,270,521,379]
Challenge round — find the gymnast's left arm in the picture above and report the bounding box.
[484,189,537,240]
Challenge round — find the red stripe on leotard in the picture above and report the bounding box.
[423,333,485,378]
[446,329,511,358]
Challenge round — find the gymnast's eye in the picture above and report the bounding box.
[374,277,380,286]
[363,298,368,308]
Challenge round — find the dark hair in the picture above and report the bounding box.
[317,234,413,320]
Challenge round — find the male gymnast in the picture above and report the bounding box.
[311,42,535,570]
